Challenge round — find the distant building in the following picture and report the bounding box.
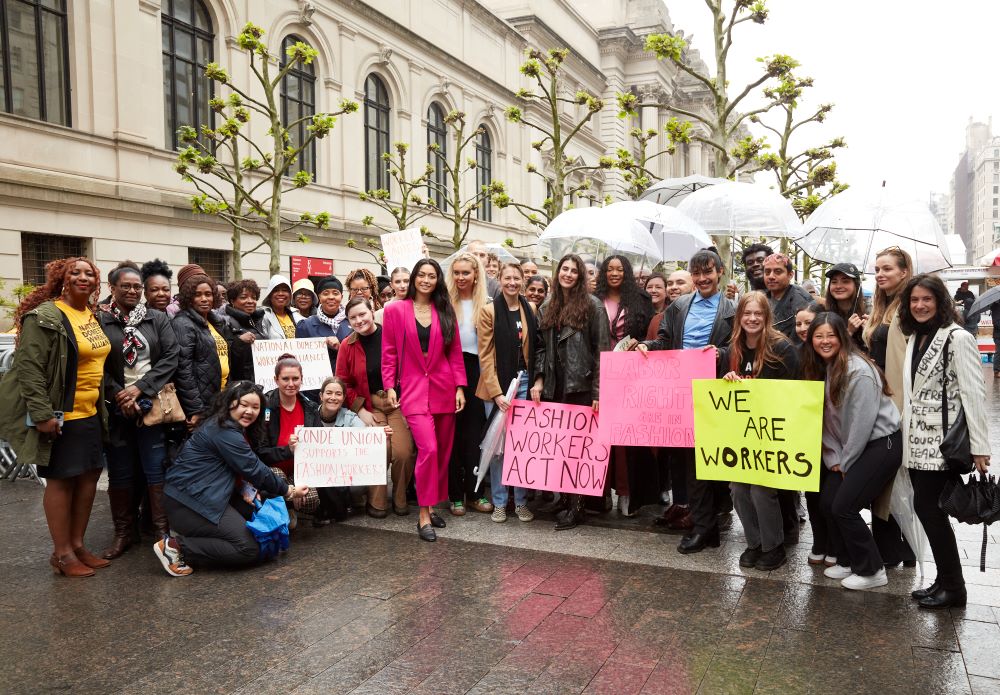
[948,118,994,265]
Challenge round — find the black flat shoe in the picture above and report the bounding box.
[393,505,410,516]
[677,528,720,554]
[911,582,940,600]
[366,505,388,519]
[918,587,966,609]
[429,512,446,528]
[739,547,762,568]
[417,522,437,542]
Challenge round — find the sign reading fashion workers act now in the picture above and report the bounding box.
[252,338,332,391]
[502,400,609,495]
[599,349,717,448]
[294,427,387,488]
[692,379,824,492]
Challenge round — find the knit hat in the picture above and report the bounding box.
[176,263,207,289]
[376,275,390,294]
[314,276,343,294]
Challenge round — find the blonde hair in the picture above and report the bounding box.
[863,247,913,346]
[447,252,488,324]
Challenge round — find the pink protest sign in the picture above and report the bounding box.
[598,349,717,448]
[502,400,609,495]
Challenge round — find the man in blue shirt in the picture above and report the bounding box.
[635,248,736,554]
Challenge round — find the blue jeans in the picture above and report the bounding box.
[489,372,529,508]
[106,416,167,487]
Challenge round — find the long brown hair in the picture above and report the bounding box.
[540,254,592,331]
[728,291,788,376]
[802,313,891,406]
[863,246,913,345]
[14,256,101,332]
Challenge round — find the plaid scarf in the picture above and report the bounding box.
[110,301,147,367]
[315,306,346,333]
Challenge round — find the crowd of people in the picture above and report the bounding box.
[0,238,991,609]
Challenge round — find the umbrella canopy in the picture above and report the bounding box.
[604,200,712,262]
[676,182,802,238]
[945,235,968,265]
[442,243,518,269]
[539,206,663,264]
[968,284,1000,317]
[638,174,729,207]
[979,247,1000,267]
[796,186,953,273]
[475,375,521,493]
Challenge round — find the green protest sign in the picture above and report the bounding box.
[692,379,823,492]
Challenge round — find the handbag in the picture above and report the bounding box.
[246,497,290,560]
[939,471,1000,572]
[938,331,974,474]
[142,383,186,427]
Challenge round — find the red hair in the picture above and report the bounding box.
[14,257,100,333]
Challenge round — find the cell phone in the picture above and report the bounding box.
[26,411,65,428]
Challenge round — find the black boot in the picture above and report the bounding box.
[554,495,584,531]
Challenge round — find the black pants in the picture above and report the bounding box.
[681,448,730,535]
[820,431,903,577]
[164,496,259,569]
[805,466,832,556]
[872,513,915,565]
[666,448,688,505]
[910,468,965,591]
[449,352,487,502]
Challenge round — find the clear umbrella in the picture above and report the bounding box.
[795,186,953,273]
[539,206,664,265]
[888,466,930,577]
[475,375,521,493]
[676,181,802,238]
[639,174,730,207]
[604,200,712,262]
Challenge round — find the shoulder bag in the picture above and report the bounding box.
[939,330,974,474]
[142,383,187,427]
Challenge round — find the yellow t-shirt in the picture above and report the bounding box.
[208,322,230,388]
[55,300,111,420]
[275,311,296,338]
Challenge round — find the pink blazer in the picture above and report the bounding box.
[381,299,466,416]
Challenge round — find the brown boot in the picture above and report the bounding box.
[146,483,170,538]
[50,552,94,578]
[101,488,135,560]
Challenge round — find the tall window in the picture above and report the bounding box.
[0,0,70,125]
[426,102,447,210]
[363,74,390,191]
[188,247,229,283]
[475,127,492,222]
[280,35,316,178]
[21,232,86,286]
[162,0,214,149]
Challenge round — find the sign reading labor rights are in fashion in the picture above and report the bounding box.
[252,338,332,391]
[692,379,824,492]
[502,400,609,495]
[599,349,717,448]
[294,427,387,488]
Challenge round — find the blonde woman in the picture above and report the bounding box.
[446,252,493,515]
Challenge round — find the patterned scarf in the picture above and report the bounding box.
[110,301,147,367]
[315,306,346,333]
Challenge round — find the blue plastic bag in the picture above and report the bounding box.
[246,496,290,560]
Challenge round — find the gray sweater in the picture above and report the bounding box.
[821,354,900,473]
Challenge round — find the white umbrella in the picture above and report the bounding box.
[978,247,1000,267]
[442,243,518,269]
[796,186,952,273]
[539,206,663,264]
[677,182,802,238]
[604,200,712,262]
[639,174,729,207]
[945,235,968,266]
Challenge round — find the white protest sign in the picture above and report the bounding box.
[252,338,331,391]
[294,427,387,487]
[380,228,424,273]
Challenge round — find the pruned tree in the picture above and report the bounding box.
[173,22,358,278]
[492,48,606,228]
[611,117,694,199]
[358,142,439,233]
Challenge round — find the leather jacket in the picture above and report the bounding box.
[534,295,611,402]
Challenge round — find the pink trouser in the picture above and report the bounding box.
[406,412,455,507]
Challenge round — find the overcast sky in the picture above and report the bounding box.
[663,1,1000,202]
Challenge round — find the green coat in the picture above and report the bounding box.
[0,301,108,468]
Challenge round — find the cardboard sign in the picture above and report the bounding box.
[294,427,387,487]
[290,256,333,283]
[252,338,332,391]
[502,400,609,494]
[599,349,717,448]
[380,228,424,273]
[692,379,823,492]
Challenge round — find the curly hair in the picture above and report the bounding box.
[345,267,384,310]
[225,278,260,304]
[897,274,961,336]
[594,254,652,339]
[177,273,220,311]
[140,258,172,284]
[540,254,593,331]
[14,257,101,332]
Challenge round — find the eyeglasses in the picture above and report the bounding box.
[117,284,143,293]
[349,286,372,294]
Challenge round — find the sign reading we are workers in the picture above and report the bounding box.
[692,379,823,492]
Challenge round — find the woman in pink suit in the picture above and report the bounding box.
[382,259,467,542]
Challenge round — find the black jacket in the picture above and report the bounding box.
[170,308,231,417]
[644,291,736,351]
[97,307,179,402]
[596,290,654,343]
[255,389,322,466]
[534,295,611,401]
[219,305,268,382]
[768,284,813,343]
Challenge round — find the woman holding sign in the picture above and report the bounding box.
[531,253,611,531]
[801,313,902,591]
[718,292,799,571]
[382,259,467,542]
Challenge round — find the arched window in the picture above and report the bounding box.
[426,102,447,211]
[280,35,316,178]
[475,127,492,222]
[162,0,214,149]
[0,0,70,125]
[363,73,390,191]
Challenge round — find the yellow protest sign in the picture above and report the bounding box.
[692,379,823,492]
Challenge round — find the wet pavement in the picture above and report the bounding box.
[0,365,998,694]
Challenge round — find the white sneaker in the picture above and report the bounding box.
[823,565,853,580]
[514,505,534,522]
[841,569,888,591]
[491,507,507,523]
